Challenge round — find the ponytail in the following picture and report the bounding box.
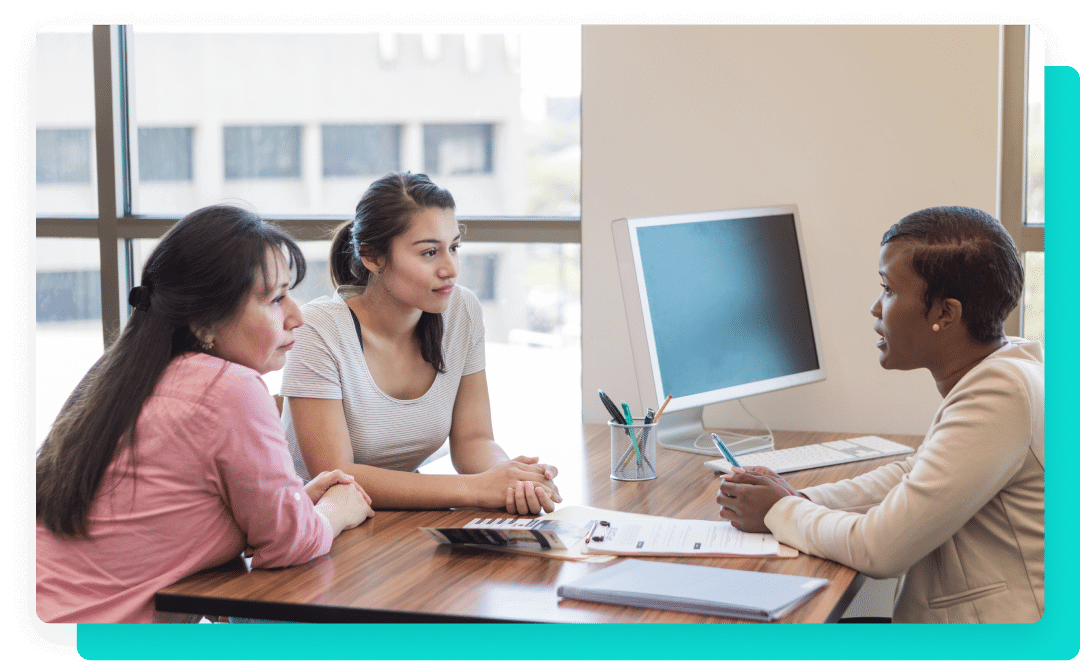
[334,172,458,373]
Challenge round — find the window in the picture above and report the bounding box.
[35,26,582,452]
[423,123,494,175]
[35,238,104,447]
[1022,27,1045,343]
[999,26,1046,344]
[322,124,401,177]
[138,127,194,181]
[223,125,302,179]
[36,128,92,184]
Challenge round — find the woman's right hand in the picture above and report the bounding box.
[470,456,562,515]
[725,465,805,498]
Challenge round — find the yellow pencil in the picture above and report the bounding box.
[652,394,674,423]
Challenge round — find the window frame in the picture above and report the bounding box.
[999,25,1046,337]
[35,25,581,347]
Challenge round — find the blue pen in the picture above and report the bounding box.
[621,402,644,468]
[711,433,741,468]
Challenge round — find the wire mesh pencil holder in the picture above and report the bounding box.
[609,418,658,481]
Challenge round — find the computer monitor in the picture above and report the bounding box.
[611,205,825,455]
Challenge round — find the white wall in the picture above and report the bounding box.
[582,25,1002,435]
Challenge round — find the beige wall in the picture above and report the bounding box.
[582,25,1003,434]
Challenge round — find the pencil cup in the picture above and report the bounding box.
[609,418,658,481]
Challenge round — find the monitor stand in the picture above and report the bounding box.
[656,407,773,456]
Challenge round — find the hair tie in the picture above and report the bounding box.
[128,285,152,311]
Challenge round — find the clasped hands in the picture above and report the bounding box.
[246,469,374,555]
[716,465,804,533]
[305,469,375,530]
[476,455,562,515]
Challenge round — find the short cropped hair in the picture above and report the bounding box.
[881,206,1024,344]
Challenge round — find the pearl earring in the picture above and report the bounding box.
[932,324,940,332]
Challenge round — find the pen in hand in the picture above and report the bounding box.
[711,433,741,468]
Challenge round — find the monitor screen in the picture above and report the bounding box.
[612,205,825,455]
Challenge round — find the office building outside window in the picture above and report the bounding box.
[36,129,93,184]
[423,123,494,175]
[322,124,402,177]
[34,26,582,451]
[223,125,303,179]
[137,127,194,181]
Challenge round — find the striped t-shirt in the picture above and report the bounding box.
[281,285,486,478]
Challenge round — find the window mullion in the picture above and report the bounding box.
[999,25,1027,337]
[91,25,134,347]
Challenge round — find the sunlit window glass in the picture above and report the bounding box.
[35,28,96,216]
[127,27,580,218]
[1021,28,1044,344]
[35,27,583,454]
[35,29,101,449]
[1025,27,1044,225]
[138,127,194,181]
[35,239,104,448]
[322,124,402,177]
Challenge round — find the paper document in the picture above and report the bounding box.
[585,517,780,556]
[540,506,794,558]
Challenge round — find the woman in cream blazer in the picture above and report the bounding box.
[717,206,1043,623]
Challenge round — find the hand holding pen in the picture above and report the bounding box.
[710,433,742,468]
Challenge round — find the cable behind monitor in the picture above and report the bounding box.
[689,399,775,456]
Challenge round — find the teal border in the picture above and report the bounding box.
[76,66,1080,661]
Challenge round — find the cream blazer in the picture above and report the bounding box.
[765,339,1044,623]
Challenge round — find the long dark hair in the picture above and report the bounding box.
[881,205,1023,344]
[330,171,458,373]
[36,205,306,538]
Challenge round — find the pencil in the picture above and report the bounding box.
[652,394,674,424]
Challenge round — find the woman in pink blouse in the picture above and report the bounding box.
[36,205,375,623]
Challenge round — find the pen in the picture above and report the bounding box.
[598,390,627,425]
[621,402,644,468]
[616,407,656,473]
[618,397,666,475]
[711,433,741,468]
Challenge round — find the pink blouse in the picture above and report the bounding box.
[36,353,332,623]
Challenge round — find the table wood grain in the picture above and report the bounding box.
[156,427,921,623]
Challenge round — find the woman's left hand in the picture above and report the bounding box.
[716,468,797,533]
[505,478,559,515]
[305,469,372,506]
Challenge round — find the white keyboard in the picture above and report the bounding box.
[705,435,915,474]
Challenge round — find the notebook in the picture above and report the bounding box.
[556,558,828,621]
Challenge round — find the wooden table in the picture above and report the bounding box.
[156,427,920,623]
